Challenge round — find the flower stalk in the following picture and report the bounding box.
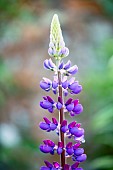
[39,14,87,170]
[58,70,65,168]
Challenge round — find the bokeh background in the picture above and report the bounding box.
[0,0,113,170]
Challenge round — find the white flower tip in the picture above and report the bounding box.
[53,14,58,20]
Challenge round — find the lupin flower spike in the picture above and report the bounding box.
[39,14,87,170]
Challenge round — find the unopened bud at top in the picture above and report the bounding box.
[48,14,69,60]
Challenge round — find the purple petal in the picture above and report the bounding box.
[52,81,58,89]
[39,122,50,130]
[58,142,63,148]
[76,154,87,162]
[40,81,51,90]
[57,147,63,155]
[43,77,52,84]
[64,60,71,70]
[70,127,84,137]
[66,148,74,155]
[60,47,69,56]
[43,96,47,100]
[72,85,82,94]
[76,128,84,137]
[66,142,73,149]
[43,117,51,124]
[66,103,74,111]
[76,123,81,128]
[73,143,81,150]
[62,80,68,89]
[64,47,69,56]
[50,123,57,131]
[63,89,68,96]
[40,101,52,109]
[48,107,54,113]
[48,47,54,56]
[53,89,57,95]
[58,96,63,104]
[68,77,75,85]
[68,82,79,90]
[61,126,68,133]
[56,102,63,110]
[68,121,76,129]
[61,120,67,126]
[65,98,73,105]
[73,99,79,106]
[44,160,53,168]
[53,162,60,168]
[43,59,50,69]
[47,140,55,147]
[40,145,52,153]
[70,111,75,117]
[73,104,83,114]
[48,58,56,68]
[71,162,79,169]
[74,148,84,156]
[47,96,54,104]
[58,61,64,69]
[67,65,78,74]
[52,118,58,125]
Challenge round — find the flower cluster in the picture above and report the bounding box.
[39,14,87,170]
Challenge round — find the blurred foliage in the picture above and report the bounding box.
[83,54,113,169]
[0,135,39,170]
[0,0,21,18]
[97,0,113,17]
[0,57,31,108]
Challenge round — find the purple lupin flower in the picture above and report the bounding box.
[39,14,86,170]
[39,117,58,132]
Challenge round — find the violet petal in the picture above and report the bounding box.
[44,160,53,168]
[63,60,71,70]
[52,118,58,125]
[73,104,83,114]
[74,148,84,156]
[67,65,78,74]
[66,103,74,111]
[76,154,87,162]
[39,122,50,130]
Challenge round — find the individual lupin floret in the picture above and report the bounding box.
[44,58,56,71]
[57,142,63,155]
[68,121,84,137]
[65,98,83,116]
[40,78,52,91]
[40,76,58,93]
[40,96,55,113]
[60,120,68,133]
[39,117,58,132]
[72,154,87,163]
[40,140,55,154]
[66,142,74,155]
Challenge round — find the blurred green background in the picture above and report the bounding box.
[0,0,113,170]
